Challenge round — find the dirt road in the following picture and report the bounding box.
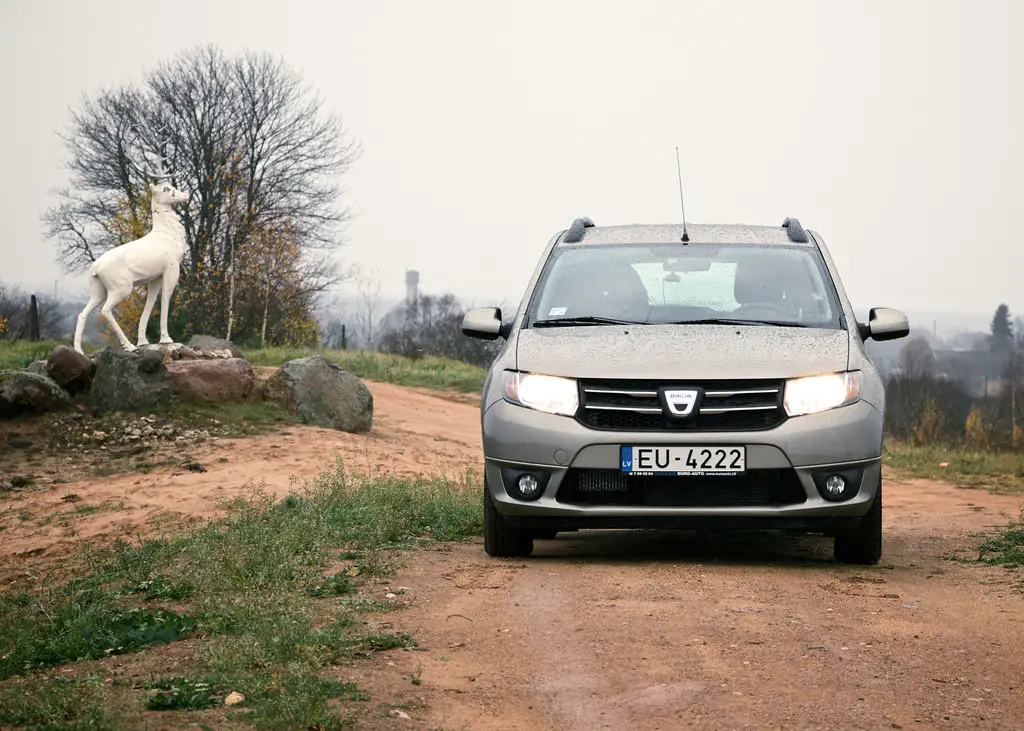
[365,478,1024,730]
[2,381,1023,729]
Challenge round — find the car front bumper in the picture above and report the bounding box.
[482,398,883,528]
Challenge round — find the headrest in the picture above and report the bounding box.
[734,257,783,305]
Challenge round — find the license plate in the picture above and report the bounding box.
[620,445,746,475]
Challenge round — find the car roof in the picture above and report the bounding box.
[557,223,816,247]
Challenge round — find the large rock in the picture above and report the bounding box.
[187,335,246,360]
[263,356,373,433]
[90,348,172,412]
[25,360,49,376]
[46,345,95,393]
[0,370,71,417]
[166,358,257,403]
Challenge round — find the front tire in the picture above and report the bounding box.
[834,477,882,565]
[483,483,534,558]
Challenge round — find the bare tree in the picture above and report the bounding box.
[355,270,382,349]
[43,44,361,345]
[378,292,505,367]
[899,337,936,381]
[0,284,69,341]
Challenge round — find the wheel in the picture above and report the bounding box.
[834,477,882,565]
[483,483,534,558]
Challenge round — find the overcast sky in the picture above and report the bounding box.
[1,0,1021,325]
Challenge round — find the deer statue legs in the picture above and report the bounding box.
[135,268,178,346]
[90,279,137,352]
[136,277,162,346]
[74,267,181,355]
[158,266,180,344]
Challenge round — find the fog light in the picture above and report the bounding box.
[824,474,847,497]
[517,474,540,497]
[812,468,864,502]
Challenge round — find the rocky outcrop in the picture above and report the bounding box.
[166,358,257,403]
[138,343,235,364]
[263,355,373,433]
[90,349,172,412]
[187,335,246,360]
[46,345,95,393]
[0,370,71,416]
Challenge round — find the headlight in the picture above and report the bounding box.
[503,371,579,416]
[784,371,862,417]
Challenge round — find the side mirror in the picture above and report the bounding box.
[462,307,505,340]
[862,307,910,342]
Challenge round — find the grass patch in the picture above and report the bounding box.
[120,574,196,600]
[144,676,220,711]
[0,598,195,678]
[0,463,481,728]
[247,347,486,394]
[0,340,70,370]
[0,674,114,730]
[149,399,299,435]
[6,435,33,450]
[977,513,1024,570]
[884,440,1024,494]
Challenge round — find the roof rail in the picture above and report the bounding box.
[561,216,595,243]
[781,217,809,243]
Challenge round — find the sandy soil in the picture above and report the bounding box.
[2,382,1024,729]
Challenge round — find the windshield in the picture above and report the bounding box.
[528,243,842,329]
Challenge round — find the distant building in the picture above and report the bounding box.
[944,331,992,352]
[934,349,1010,397]
[379,269,420,333]
[405,270,419,306]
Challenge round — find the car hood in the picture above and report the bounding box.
[515,324,850,380]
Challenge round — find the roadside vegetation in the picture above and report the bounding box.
[0,463,481,730]
[0,339,79,370]
[884,440,1024,495]
[247,347,487,394]
[977,513,1024,571]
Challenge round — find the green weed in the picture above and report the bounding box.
[247,347,486,394]
[144,676,220,711]
[977,513,1024,570]
[0,464,481,728]
[885,440,1024,494]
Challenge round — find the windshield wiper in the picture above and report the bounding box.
[532,316,645,328]
[669,318,811,328]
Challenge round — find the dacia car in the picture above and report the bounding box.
[462,217,909,564]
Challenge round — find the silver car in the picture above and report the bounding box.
[462,217,909,564]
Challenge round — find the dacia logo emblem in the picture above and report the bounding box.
[661,388,702,418]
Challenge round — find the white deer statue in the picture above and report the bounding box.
[73,132,189,355]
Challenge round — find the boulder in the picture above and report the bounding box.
[263,355,373,433]
[187,335,246,360]
[0,370,71,417]
[46,345,95,393]
[166,358,257,403]
[90,348,172,412]
[25,360,49,376]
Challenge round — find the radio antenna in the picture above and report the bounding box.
[675,146,689,243]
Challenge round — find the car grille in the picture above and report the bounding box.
[576,378,786,432]
[556,468,807,508]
